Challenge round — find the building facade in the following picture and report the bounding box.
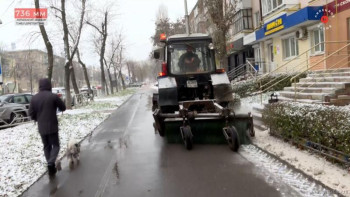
[244,0,327,74]
[188,0,350,75]
[226,0,254,72]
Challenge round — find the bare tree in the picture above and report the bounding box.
[76,49,92,93]
[104,34,122,94]
[87,11,109,95]
[117,46,126,90]
[52,0,86,108]
[204,0,237,70]
[34,0,54,81]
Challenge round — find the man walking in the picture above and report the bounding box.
[29,78,66,177]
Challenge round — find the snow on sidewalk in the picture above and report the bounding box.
[0,92,133,197]
[253,129,350,197]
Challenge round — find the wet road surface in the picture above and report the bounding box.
[22,89,294,197]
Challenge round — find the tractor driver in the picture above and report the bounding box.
[178,45,201,73]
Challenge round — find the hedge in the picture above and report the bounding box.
[232,73,307,98]
[262,102,350,155]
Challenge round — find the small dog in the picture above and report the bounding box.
[66,139,81,169]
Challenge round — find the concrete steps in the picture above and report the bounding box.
[299,76,350,83]
[284,87,336,94]
[252,104,267,131]
[292,82,346,89]
[277,68,350,106]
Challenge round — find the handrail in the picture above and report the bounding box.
[258,41,350,90]
[290,42,350,82]
[261,49,350,90]
[228,63,247,80]
[296,56,350,95]
[259,42,350,101]
[256,42,324,85]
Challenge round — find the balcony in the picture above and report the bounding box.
[261,0,299,17]
[232,9,253,35]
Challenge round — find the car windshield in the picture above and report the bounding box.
[168,42,215,75]
[0,95,10,102]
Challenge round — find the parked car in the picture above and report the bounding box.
[128,83,142,88]
[0,101,29,124]
[79,87,95,100]
[0,93,33,109]
[52,87,75,106]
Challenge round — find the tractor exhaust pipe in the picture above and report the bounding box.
[184,0,190,35]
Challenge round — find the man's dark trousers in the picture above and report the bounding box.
[40,133,60,165]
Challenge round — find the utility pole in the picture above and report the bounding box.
[184,0,190,35]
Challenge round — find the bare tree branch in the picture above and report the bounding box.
[50,5,62,13]
[86,21,103,34]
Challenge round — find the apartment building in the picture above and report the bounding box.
[243,0,327,74]
[189,0,214,34]
[1,49,88,94]
[226,0,254,71]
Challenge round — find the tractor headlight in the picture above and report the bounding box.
[208,43,214,50]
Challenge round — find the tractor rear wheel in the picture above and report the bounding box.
[181,126,193,150]
[228,126,240,152]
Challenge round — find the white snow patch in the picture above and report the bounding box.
[253,129,350,197]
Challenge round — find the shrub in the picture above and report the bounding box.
[262,102,350,155]
[232,73,307,98]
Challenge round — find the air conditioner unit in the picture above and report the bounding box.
[296,28,308,40]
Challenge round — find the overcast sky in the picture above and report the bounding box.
[0,0,197,66]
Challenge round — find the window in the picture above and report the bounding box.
[25,95,33,102]
[168,42,215,75]
[282,37,299,59]
[312,28,325,53]
[262,0,284,15]
[13,96,27,104]
[232,9,253,35]
[254,11,261,29]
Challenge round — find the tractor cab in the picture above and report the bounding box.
[153,33,232,113]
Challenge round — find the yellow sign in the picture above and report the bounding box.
[265,18,284,36]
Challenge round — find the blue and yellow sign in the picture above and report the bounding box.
[264,15,286,36]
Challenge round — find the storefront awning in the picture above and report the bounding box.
[254,6,323,41]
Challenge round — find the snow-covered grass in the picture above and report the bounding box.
[0,89,135,197]
[253,129,350,197]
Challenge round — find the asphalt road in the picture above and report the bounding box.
[22,88,293,197]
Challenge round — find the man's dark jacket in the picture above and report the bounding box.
[29,79,66,135]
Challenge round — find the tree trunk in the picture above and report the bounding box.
[107,68,114,94]
[64,62,72,109]
[70,63,79,94]
[220,30,228,71]
[104,69,109,95]
[119,70,126,90]
[113,66,119,92]
[99,12,108,95]
[61,0,72,109]
[77,49,92,92]
[60,0,85,108]
[34,0,54,81]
